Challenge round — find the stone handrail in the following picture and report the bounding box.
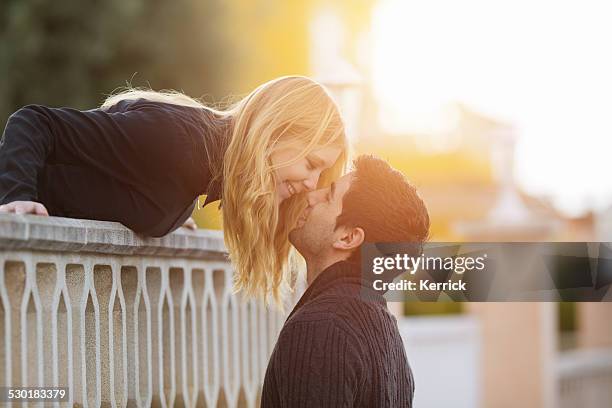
[0,214,287,407]
[557,348,612,408]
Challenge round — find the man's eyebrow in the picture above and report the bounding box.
[330,182,336,200]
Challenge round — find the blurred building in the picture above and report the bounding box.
[317,10,612,404]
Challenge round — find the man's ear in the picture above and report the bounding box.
[332,226,365,251]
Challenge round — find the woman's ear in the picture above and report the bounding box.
[332,227,365,252]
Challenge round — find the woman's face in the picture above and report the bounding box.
[270,145,342,203]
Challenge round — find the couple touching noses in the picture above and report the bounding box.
[262,155,430,408]
[0,74,430,406]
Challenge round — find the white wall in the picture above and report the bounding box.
[399,315,481,408]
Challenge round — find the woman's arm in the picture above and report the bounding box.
[0,105,55,205]
[0,102,199,230]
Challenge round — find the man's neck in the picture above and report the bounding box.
[305,255,346,285]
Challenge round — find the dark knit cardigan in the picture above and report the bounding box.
[261,260,414,407]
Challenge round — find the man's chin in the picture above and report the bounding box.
[288,228,303,249]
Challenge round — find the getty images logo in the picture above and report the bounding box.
[372,253,488,275]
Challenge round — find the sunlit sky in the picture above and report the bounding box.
[370,0,612,216]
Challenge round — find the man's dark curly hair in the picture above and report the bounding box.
[336,155,430,262]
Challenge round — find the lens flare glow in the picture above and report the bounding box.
[371,0,612,216]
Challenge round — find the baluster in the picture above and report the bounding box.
[169,266,186,407]
[240,296,259,408]
[146,265,162,407]
[183,264,199,407]
[21,256,42,389]
[65,261,86,405]
[257,301,269,385]
[202,264,221,407]
[121,265,139,407]
[84,260,101,408]
[160,263,176,407]
[0,256,8,388]
[35,260,57,390]
[94,264,113,406]
[137,262,153,407]
[54,260,72,408]
[0,257,23,389]
[220,266,240,407]
[109,260,128,407]
[190,263,208,407]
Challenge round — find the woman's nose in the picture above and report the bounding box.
[303,173,319,191]
[306,188,325,206]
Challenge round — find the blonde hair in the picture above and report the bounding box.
[102,76,349,303]
[102,88,205,109]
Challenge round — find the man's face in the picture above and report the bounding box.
[289,173,354,257]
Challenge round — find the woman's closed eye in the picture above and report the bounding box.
[306,158,316,171]
[307,154,328,171]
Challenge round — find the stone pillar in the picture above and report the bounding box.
[455,228,558,408]
[577,303,612,349]
[467,303,557,408]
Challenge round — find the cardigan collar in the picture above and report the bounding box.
[287,260,388,320]
[201,110,228,206]
[203,177,222,205]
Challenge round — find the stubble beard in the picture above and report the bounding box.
[289,225,324,261]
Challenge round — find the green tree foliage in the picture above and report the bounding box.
[0,0,234,126]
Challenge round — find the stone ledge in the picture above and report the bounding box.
[0,214,227,259]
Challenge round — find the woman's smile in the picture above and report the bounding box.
[286,181,297,196]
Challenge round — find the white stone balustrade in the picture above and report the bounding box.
[0,214,288,407]
[557,348,612,408]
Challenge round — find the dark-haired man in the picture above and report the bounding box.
[261,155,430,408]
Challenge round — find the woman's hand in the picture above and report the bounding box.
[181,217,197,230]
[0,200,49,216]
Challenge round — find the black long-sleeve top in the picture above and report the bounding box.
[261,261,414,408]
[0,99,225,236]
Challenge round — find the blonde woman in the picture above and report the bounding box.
[0,76,348,301]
